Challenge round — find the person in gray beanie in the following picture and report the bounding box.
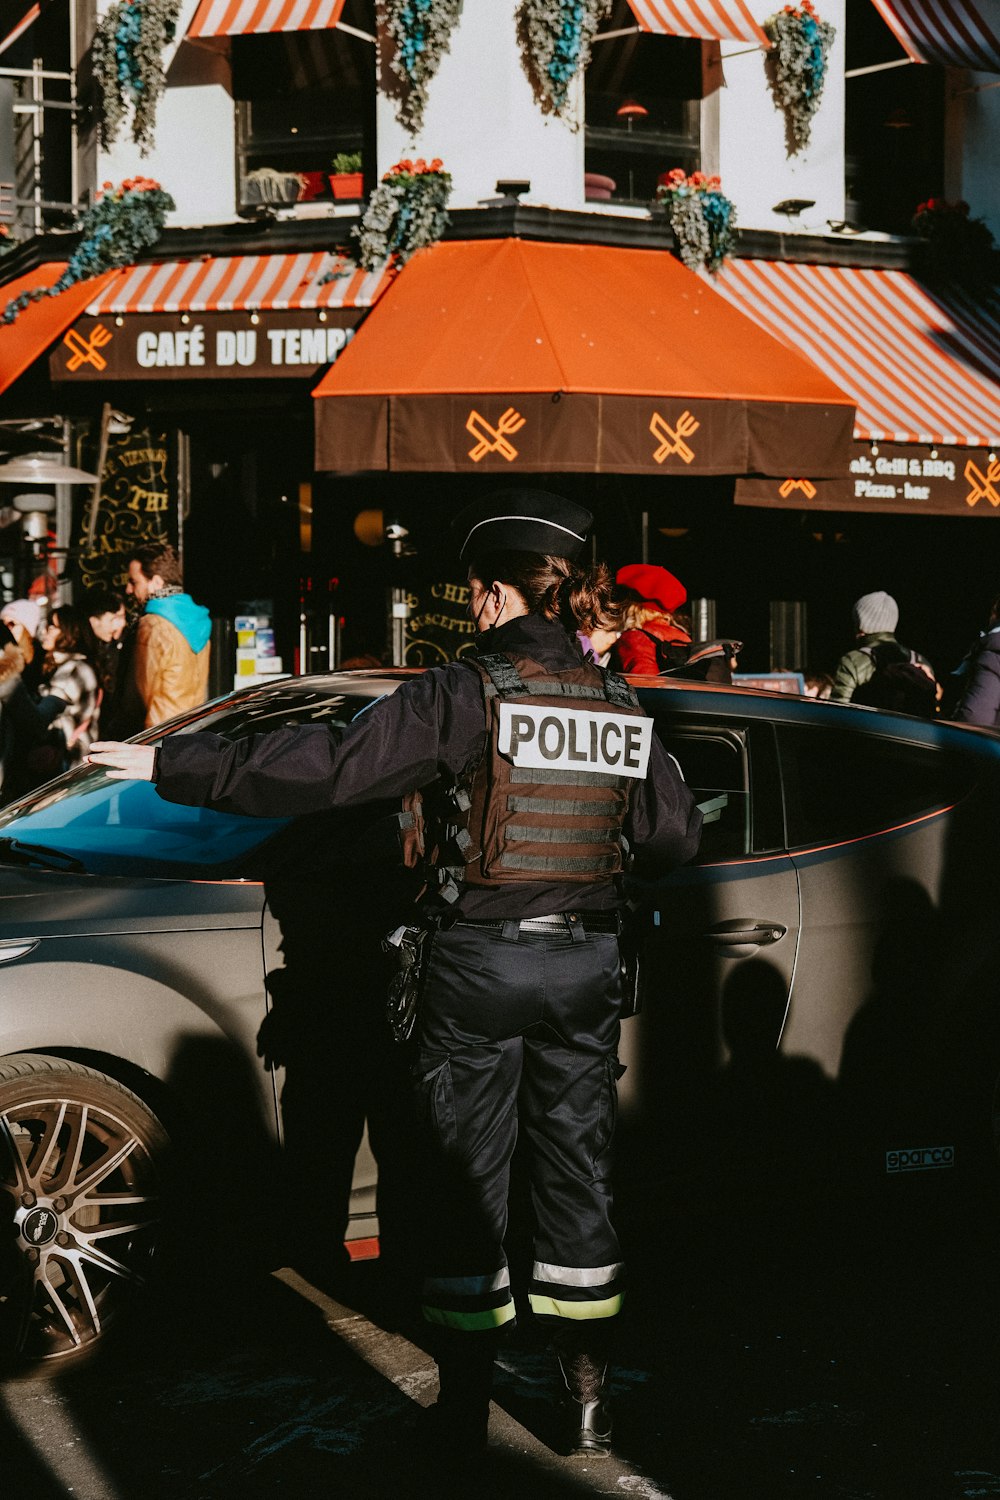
[830,591,935,707]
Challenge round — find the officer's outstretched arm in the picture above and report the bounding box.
[89,742,156,780]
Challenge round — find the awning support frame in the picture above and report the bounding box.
[845,56,914,78]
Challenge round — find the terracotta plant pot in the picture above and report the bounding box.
[329,172,364,200]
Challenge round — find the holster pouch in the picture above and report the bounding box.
[381,923,428,1044]
[617,909,644,1019]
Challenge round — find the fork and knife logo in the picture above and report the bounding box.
[62,323,113,372]
[466,407,526,463]
[649,409,699,464]
[964,456,1000,508]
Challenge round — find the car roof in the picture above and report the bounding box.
[183,667,1000,761]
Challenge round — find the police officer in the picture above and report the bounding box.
[89,491,701,1463]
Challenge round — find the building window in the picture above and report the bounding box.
[585,1,707,207]
[0,5,75,242]
[844,0,944,235]
[232,4,375,213]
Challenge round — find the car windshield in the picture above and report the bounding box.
[0,684,385,878]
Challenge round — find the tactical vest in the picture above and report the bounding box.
[420,652,653,898]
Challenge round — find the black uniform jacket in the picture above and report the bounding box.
[155,613,702,919]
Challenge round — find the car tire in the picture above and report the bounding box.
[0,1052,170,1376]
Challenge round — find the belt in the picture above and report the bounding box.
[453,911,621,935]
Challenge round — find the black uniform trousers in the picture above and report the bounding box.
[415,920,626,1339]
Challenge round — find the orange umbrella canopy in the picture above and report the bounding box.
[313,238,854,476]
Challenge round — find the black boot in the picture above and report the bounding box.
[422,1331,496,1461]
[557,1350,613,1458]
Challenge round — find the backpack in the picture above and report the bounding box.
[642,632,741,684]
[852,642,936,717]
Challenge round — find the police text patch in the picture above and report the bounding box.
[498,704,652,779]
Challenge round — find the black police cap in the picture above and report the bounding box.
[454,490,593,563]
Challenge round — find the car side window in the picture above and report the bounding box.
[775,724,978,847]
[655,728,750,862]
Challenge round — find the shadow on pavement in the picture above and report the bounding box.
[2,1198,999,1499]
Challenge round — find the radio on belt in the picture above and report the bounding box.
[498,703,653,778]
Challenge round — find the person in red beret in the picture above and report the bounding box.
[608,563,691,675]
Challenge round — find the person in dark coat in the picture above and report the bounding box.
[88,491,702,1465]
[953,590,1000,727]
[83,588,127,703]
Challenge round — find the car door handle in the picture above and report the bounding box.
[704,920,787,947]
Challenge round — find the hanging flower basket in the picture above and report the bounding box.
[381,0,462,136]
[911,198,999,289]
[1,178,175,325]
[92,0,181,154]
[516,0,611,120]
[656,170,738,274]
[763,1,836,156]
[353,158,451,272]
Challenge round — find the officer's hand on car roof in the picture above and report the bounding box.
[88,742,157,781]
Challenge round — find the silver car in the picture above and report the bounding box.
[1,672,997,1374]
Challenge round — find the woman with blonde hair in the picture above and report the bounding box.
[0,599,41,669]
[608,563,691,675]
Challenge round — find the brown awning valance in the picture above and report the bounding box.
[737,440,1000,517]
[312,239,855,477]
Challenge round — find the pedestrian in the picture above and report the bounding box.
[0,609,74,803]
[608,563,691,675]
[0,626,29,799]
[0,598,43,690]
[81,587,144,741]
[830,591,936,714]
[83,588,126,698]
[802,670,833,699]
[125,543,211,729]
[952,589,1000,726]
[38,604,100,763]
[89,490,702,1465]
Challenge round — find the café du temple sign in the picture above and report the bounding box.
[51,309,361,382]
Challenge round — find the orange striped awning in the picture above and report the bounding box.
[0,2,40,58]
[187,0,346,39]
[0,265,117,395]
[708,259,1000,447]
[870,1,1000,71]
[83,252,393,315]
[625,0,770,47]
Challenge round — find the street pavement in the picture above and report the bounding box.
[2,1194,1000,1499]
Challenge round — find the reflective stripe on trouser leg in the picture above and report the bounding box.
[422,1266,516,1332]
[528,1260,625,1323]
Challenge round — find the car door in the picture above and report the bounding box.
[773,720,976,1078]
[618,706,800,1194]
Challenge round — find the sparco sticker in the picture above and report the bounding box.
[498,704,652,779]
[885,1147,955,1174]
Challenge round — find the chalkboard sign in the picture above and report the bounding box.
[404,580,479,667]
[73,424,178,596]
